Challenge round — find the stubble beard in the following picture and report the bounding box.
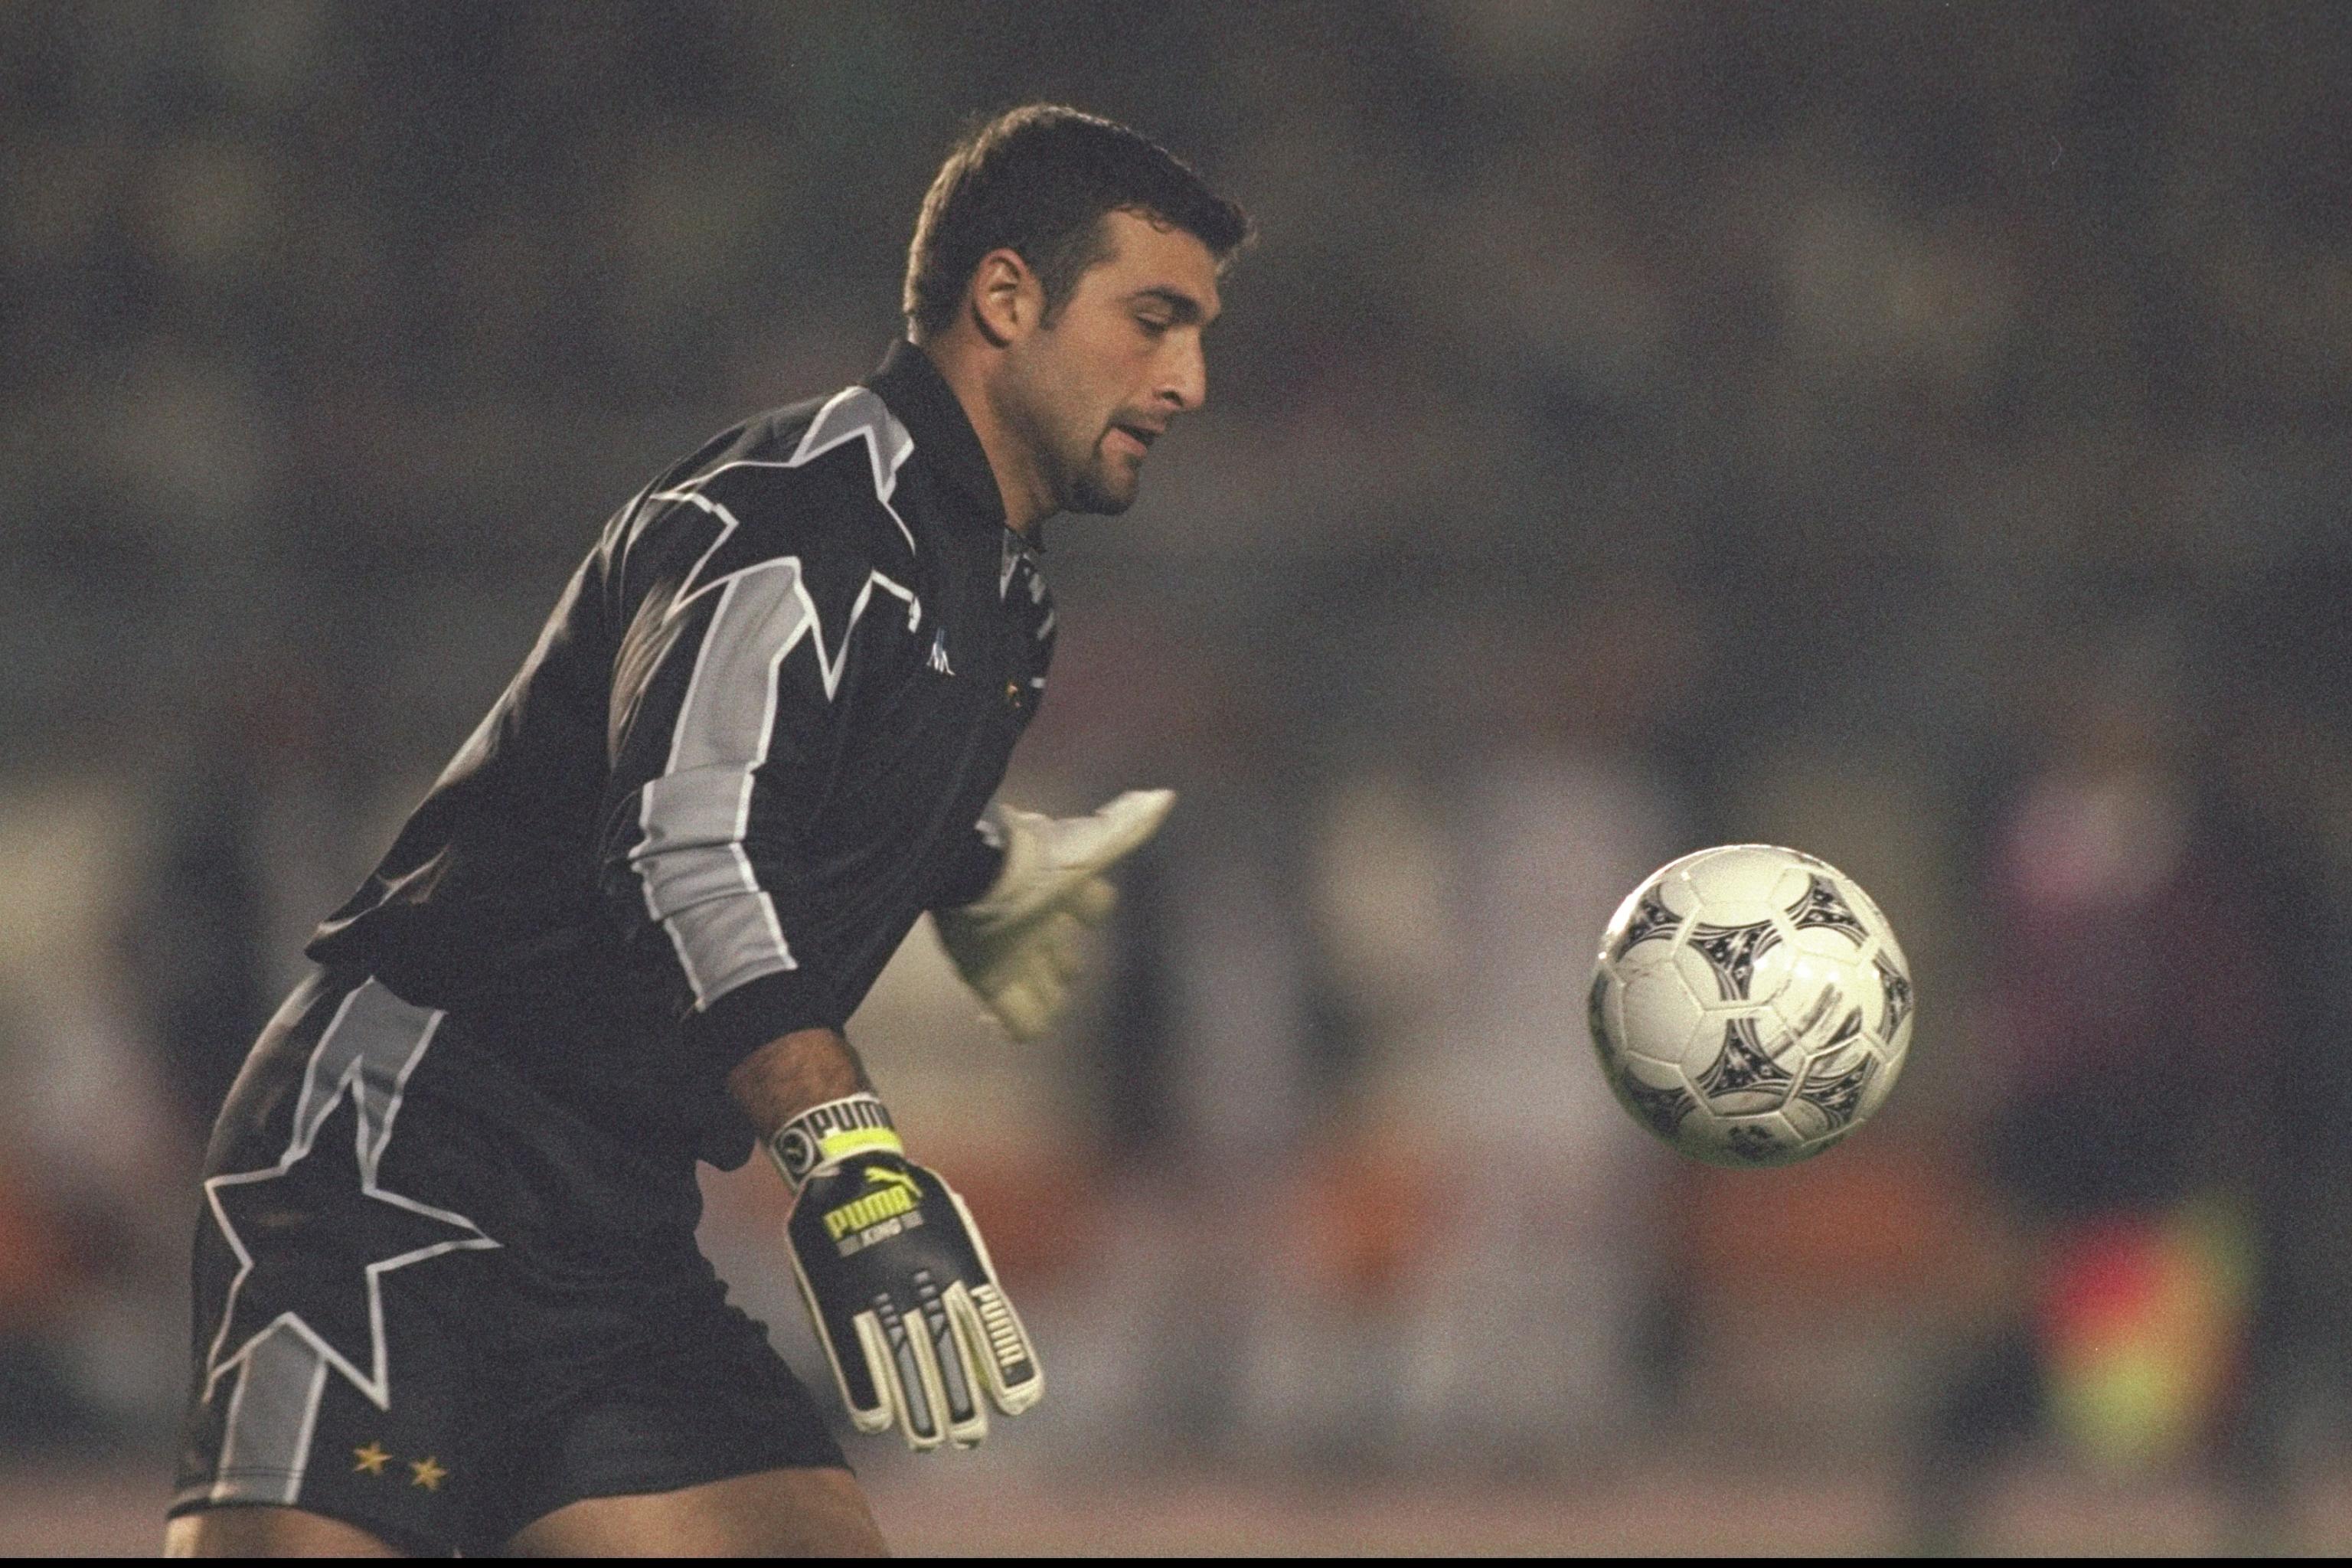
[1063,433,1139,516]
[1001,387,1135,519]
[1001,358,1141,518]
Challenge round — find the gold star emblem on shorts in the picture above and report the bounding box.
[408,1455,448,1491]
[351,1442,390,1475]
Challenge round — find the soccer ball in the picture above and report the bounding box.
[1587,844,1914,1167]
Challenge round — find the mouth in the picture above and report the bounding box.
[1107,420,1162,459]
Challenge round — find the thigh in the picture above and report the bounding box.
[475,1259,852,1547]
[165,1504,407,1558]
[504,1467,886,1557]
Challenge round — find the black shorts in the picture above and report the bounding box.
[168,968,846,1556]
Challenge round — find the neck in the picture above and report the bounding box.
[914,332,1053,535]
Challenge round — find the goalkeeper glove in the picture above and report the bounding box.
[770,1094,1042,1450]
[935,789,1174,1041]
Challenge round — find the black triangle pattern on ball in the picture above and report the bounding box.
[1697,1014,1793,1099]
[1789,874,1869,941]
[1687,920,1776,1001]
[1612,884,1682,962]
[1793,1016,1876,1128]
[1619,1076,1697,1138]
[1877,956,1914,1037]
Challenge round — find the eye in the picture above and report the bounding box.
[1135,314,1171,337]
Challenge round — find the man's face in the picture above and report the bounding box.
[998,210,1223,517]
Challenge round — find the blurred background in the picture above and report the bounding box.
[5,0,2352,1553]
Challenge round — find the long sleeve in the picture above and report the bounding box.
[597,442,926,1073]
[929,819,1008,910]
[307,353,1051,1161]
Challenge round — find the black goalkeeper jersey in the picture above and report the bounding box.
[306,341,1053,1165]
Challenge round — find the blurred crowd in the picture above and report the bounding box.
[4,0,2351,1548]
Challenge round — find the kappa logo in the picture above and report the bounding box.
[929,629,953,675]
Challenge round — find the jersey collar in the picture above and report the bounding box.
[865,338,1040,549]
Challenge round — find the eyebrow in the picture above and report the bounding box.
[1129,286,1218,326]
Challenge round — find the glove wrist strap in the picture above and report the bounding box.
[766,1093,903,1194]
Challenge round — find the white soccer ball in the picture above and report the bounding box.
[1588,844,1914,1168]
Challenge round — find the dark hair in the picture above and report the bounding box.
[903,104,1253,339]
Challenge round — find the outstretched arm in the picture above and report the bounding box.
[936,789,1174,1040]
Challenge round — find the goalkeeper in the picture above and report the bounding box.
[165,106,1249,1557]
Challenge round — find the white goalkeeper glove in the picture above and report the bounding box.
[935,789,1174,1041]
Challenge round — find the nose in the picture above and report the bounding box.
[1160,332,1207,415]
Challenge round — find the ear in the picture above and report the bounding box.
[966,247,1038,348]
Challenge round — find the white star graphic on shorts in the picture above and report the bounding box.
[204,1067,497,1410]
